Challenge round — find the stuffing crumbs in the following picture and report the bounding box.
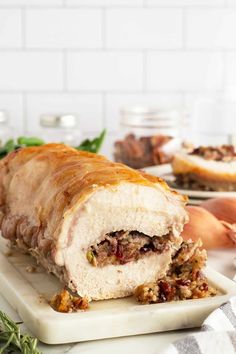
[50,289,89,313]
[190,145,236,162]
[4,250,13,257]
[25,265,37,273]
[134,239,217,304]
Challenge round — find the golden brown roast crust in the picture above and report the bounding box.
[0,144,185,251]
[1,143,170,190]
[0,143,176,198]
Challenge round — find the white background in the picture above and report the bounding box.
[0,0,236,141]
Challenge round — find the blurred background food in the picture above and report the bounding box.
[171,145,236,192]
[113,106,189,168]
[181,203,236,250]
[114,134,173,169]
[201,198,236,224]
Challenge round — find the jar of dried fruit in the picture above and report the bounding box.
[113,106,188,169]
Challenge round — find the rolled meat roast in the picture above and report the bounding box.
[0,144,188,301]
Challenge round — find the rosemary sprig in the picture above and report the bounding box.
[0,310,41,354]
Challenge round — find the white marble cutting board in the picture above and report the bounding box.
[0,238,236,345]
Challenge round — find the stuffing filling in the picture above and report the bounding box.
[87,230,173,267]
[135,239,217,304]
[174,173,236,192]
[174,174,205,191]
[190,145,236,162]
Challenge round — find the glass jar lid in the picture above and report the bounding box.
[40,114,78,128]
[120,106,186,129]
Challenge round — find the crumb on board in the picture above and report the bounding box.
[50,289,89,313]
[4,250,13,257]
[38,294,47,304]
[25,265,37,273]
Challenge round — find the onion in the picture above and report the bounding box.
[181,206,236,249]
[201,198,236,224]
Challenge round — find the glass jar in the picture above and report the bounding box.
[0,111,13,143]
[120,106,185,137]
[189,95,236,146]
[39,114,81,147]
[114,106,188,168]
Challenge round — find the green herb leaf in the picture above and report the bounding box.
[0,310,41,353]
[77,129,106,153]
[4,139,15,153]
[0,130,106,159]
[17,136,45,147]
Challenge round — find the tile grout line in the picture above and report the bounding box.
[62,50,68,92]
[22,93,27,134]
[0,89,225,95]
[221,51,227,94]
[102,92,106,130]
[102,7,106,50]
[0,3,234,9]
[21,6,26,49]
[20,6,27,134]
[142,50,147,92]
[0,48,234,53]
[182,7,186,50]
[0,4,231,9]
[9,5,229,9]
[181,92,186,114]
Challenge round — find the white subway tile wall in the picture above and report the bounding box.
[65,0,143,6]
[186,9,236,49]
[0,0,234,140]
[0,1,63,5]
[0,52,63,91]
[26,9,102,48]
[225,52,236,86]
[105,9,183,49]
[147,51,224,91]
[67,52,143,91]
[0,10,21,47]
[147,0,225,6]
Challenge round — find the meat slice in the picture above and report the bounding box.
[0,144,188,301]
